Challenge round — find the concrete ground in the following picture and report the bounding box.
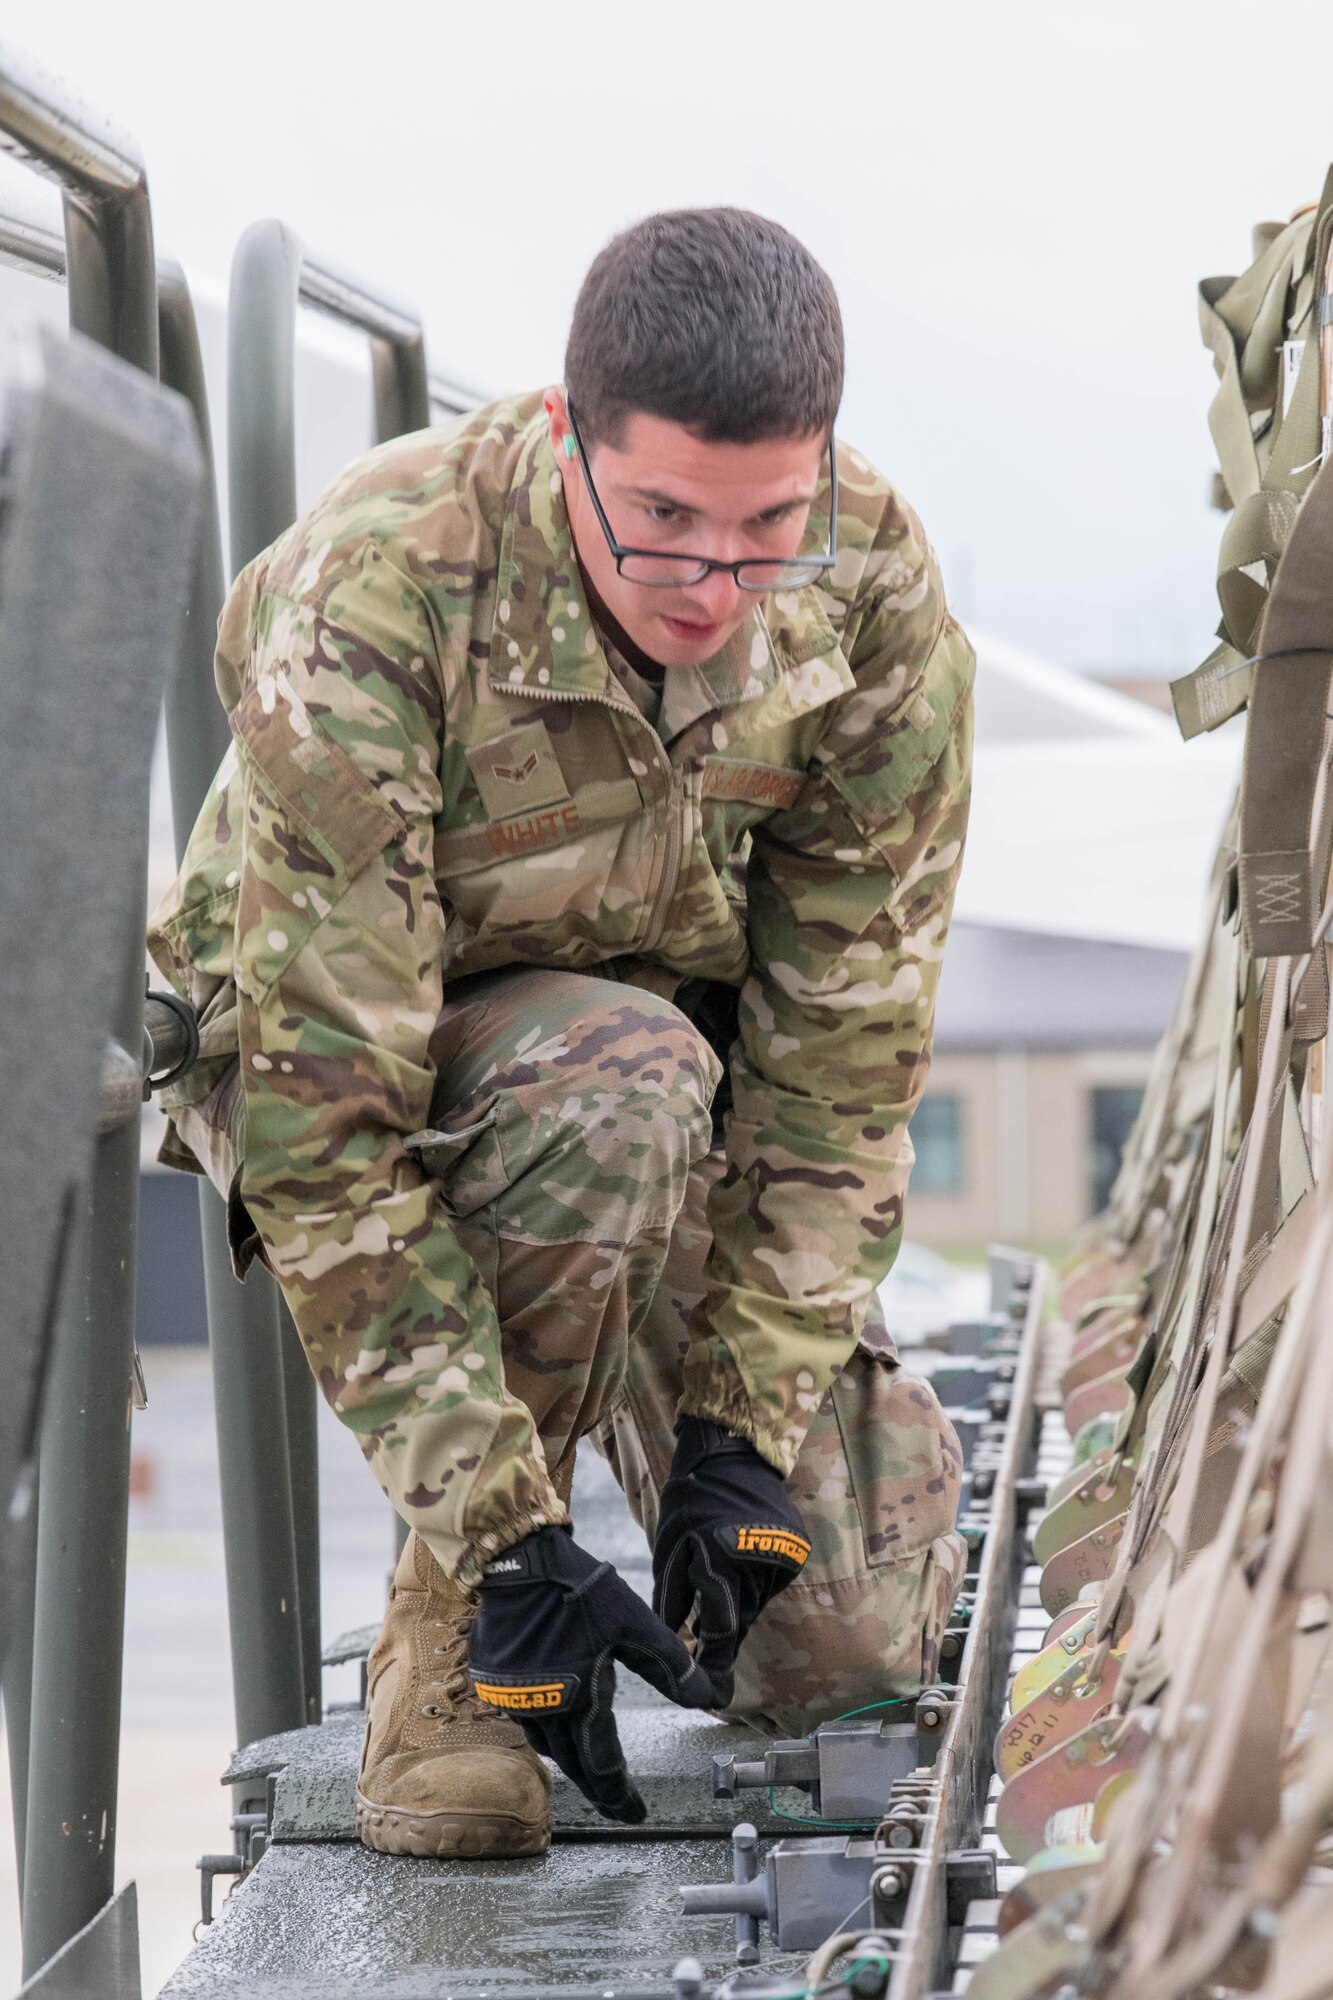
[0,1347,403,1998]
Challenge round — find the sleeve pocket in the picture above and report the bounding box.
[824,684,960,855]
[233,672,407,996]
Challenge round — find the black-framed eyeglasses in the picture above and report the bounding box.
[564,396,838,592]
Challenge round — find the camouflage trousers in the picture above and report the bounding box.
[415,965,965,1735]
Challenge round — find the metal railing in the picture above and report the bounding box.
[0,47,242,1982]
[0,45,162,1980]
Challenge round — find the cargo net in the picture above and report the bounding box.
[975,177,1333,2000]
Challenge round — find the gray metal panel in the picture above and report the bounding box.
[159,1841,806,1999]
[0,323,201,1619]
[221,1698,805,1844]
[322,1622,380,1667]
[17,1881,140,2000]
[6,325,204,1973]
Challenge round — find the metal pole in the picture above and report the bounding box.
[227,218,436,1716]
[157,256,228,820]
[21,1196,135,1976]
[229,220,300,567]
[197,1201,307,1765]
[158,253,312,1762]
[370,327,429,443]
[224,218,321,1735]
[0,46,160,1975]
[278,1302,323,1725]
[3,1462,37,1900]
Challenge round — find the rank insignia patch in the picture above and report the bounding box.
[467,722,571,819]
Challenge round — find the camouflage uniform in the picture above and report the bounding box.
[382,963,966,1729]
[148,394,974,1711]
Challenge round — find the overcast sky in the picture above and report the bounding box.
[4,2,1331,673]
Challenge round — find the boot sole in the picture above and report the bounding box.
[355,1791,551,1859]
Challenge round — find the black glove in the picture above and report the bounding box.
[652,1417,811,1707]
[467,1525,717,1824]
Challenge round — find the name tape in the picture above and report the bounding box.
[701,762,803,809]
[485,804,582,857]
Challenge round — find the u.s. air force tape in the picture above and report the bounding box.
[470,1675,577,1712]
[731,1526,811,1566]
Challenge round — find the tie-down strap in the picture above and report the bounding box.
[1240,452,1333,958]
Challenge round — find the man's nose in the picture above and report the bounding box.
[684,565,744,623]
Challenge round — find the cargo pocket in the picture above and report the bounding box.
[825,680,959,853]
[405,1108,507,1219]
[832,1349,964,1569]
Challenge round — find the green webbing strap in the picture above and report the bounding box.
[1173,174,1333,741]
[1277,1074,1315,1216]
[1170,640,1252,741]
[1239,451,1333,956]
[1198,217,1314,509]
[1216,487,1304,656]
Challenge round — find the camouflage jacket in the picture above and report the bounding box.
[149,393,974,1579]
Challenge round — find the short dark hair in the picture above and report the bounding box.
[565,207,843,447]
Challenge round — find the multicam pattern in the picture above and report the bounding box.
[600,1148,965,1733]
[149,392,973,1583]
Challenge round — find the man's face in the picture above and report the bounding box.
[546,393,826,670]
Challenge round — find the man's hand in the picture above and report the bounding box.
[467,1525,717,1824]
[652,1417,811,1707]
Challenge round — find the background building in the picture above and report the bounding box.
[908,921,1187,1251]
[904,646,1233,1254]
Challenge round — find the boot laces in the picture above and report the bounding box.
[422,1604,486,1722]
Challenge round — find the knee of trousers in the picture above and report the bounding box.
[423,968,723,1245]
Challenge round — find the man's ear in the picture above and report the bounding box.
[544,389,572,463]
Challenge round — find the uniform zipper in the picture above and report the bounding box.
[501,677,685,957]
[639,767,685,955]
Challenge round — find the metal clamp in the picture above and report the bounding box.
[712,1716,919,1822]
[680,1824,915,1956]
[194,1796,270,1931]
[914,1685,955,1767]
[195,1852,242,1932]
[143,986,199,1092]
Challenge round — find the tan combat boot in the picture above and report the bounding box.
[355,1529,553,1858]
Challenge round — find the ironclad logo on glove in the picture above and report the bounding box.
[732,1525,811,1566]
[467,1524,717,1824]
[471,1675,576,1712]
[653,1418,813,1708]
